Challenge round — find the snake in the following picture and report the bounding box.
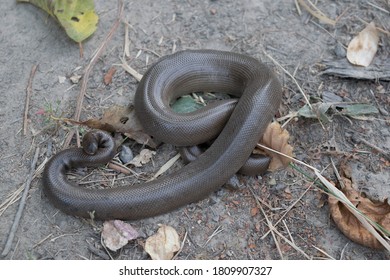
[42,49,282,220]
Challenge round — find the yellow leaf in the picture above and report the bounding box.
[18,0,98,42]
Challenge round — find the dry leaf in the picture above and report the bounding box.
[144,225,181,260]
[104,67,117,85]
[328,164,390,249]
[101,220,139,251]
[128,149,156,167]
[255,122,293,171]
[82,105,157,148]
[347,22,379,67]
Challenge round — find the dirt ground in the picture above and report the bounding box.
[1,0,389,260]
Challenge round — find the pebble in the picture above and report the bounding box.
[334,42,346,58]
[119,145,134,164]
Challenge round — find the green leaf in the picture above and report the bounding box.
[171,95,204,114]
[298,103,332,123]
[18,0,98,42]
[339,104,379,116]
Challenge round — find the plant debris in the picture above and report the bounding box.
[101,220,139,252]
[82,105,157,148]
[144,224,181,260]
[128,149,156,167]
[347,22,379,67]
[328,164,390,249]
[255,122,293,171]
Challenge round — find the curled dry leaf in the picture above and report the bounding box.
[347,22,379,67]
[102,220,140,251]
[328,165,390,249]
[144,224,181,260]
[128,149,156,167]
[82,105,157,148]
[255,122,293,171]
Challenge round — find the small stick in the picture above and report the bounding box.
[312,245,335,260]
[149,153,180,181]
[254,193,284,259]
[173,230,188,260]
[366,1,390,14]
[202,225,224,247]
[1,147,40,256]
[23,64,38,136]
[64,0,125,148]
[262,50,312,109]
[282,219,295,244]
[357,136,390,161]
[260,180,315,239]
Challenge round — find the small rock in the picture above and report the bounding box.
[334,43,346,58]
[119,145,134,164]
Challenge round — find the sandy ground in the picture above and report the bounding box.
[0,0,389,260]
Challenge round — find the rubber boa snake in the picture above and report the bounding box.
[42,49,282,220]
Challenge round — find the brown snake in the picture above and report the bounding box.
[42,50,282,220]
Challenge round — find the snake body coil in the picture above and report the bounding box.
[42,50,282,220]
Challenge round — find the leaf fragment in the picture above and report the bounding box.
[102,220,139,251]
[144,225,181,260]
[340,103,379,116]
[347,22,379,67]
[128,149,156,167]
[104,67,117,85]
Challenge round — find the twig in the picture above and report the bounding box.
[63,0,125,148]
[202,225,224,247]
[282,219,295,244]
[173,230,188,260]
[32,233,54,249]
[120,58,143,81]
[271,225,311,259]
[262,50,312,109]
[149,153,180,181]
[355,136,390,161]
[366,1,390,14]
[0,185,23,217]
[339,242,349,260]
[257,143,316,171]
[23,64,38,136]
[1,147,40,256]
[312,245,335,260]
[354,17,390,36]
[249,188,284,259]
